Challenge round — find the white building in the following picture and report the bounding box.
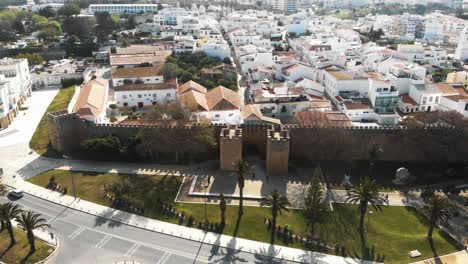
[200,39,231,60]
[114,79,177,109]
[174,36,197,55]
[455,27,468,62]
[177,81,242,124]
[111,66,164,87]
[88,4,159,14]
[72,79,109,123]
[0,58,32,129]
[272,0,299,12]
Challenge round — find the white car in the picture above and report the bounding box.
[8,189,24,198]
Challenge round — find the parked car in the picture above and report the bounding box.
[8,189,24,198]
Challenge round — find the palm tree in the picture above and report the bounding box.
[16,211,50,252]
[260,190,290,244]
[421,194,451,241]
[219,193,227,226]
[304,171,327,237]
[0,202,23,245]
[345,177,385,260]
[235,159,249,217]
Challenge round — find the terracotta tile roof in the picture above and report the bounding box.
[178,90,209,111]
[344,99,372,110]
[114,79,177,91]
[400,93,418,106]
[115,45,168,55]
[328,71,354,80]
[112,66,162,79]
[206,86,241,110]
[109,52,171,66]
[325,111,352,126]
[435,83,458,95]
[241,104,281,125]
[443,94,468,102]
[178,80,208,95]
[73,79,108,119]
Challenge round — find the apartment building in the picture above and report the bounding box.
[0,58,32,129]
[88,4,159,14]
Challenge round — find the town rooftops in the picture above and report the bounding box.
[206,86,241,110]
[178,81,241,111]
[325,111,352,126]
[435,83,458,95]
[111,66,162,79]
[109,54,170,67]
[241,104,281,125]
[73,79,108,119]
[400,93,418,106]
[113,79,177,92]
[343,98,372,110]
[178,80,208,95]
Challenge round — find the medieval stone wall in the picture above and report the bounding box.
[47,111,468,162]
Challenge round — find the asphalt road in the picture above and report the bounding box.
[1,194,297,264]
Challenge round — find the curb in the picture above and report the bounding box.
[6,182,304,263]
[35,236,60,264]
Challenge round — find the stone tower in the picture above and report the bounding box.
[219,126,243,171]
[266,126,290,175]
[47,111,81,153]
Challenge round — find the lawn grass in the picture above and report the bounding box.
[28,170,461,264]
[29,86,76,157]
[27,169,182,208]
[0,228,54,264]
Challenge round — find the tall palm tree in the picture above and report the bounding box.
[345,177,385,260]
[0,202,23,245]
[16,211,50,252]
[421,194,451,240]
[260,190,290,244]
[235,159,249,217]
[219,193,227,226]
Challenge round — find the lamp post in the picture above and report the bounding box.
[363,210,374,262]
[203,176,210,231]
[62,154,76,199]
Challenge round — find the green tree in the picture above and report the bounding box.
[345,177,386,260]
[304,168,327,237]
[219,193,227,226]
[38,6,56,18]
[235,159,249,217]
[58,3,81,17]
[95,12,117,44]
[81,136,121,157]
[160,62,179,80]
[16,211,50,252]
[0,203,23,245]
[63,16,96,40]
[421,194,451,240]
[260,190,290,244]
[15,53,44,66]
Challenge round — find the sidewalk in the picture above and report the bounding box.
[4,176,377,264]
[328,189,423,207]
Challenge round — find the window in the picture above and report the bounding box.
[229,113,233,117]
[153,93,157,97]
[122,95,127,99]
[422,97,426,104]
[465,103,468,111]
[421,106,425,111]
[166,93,171,97]
[123,102,128,106]
[429,96,433,102]
[435,96,439,103]
[138,94,142,98]
[215,114,220,118]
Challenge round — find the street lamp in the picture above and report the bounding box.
[62,154,76,199]
[363,210,374,263]
[203,176,210,231]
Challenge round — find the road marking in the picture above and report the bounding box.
[68,226,85,240]
[3,196,211,263]
[124,243,140,257]
[156,252,172,264]
[95,234,112,248]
